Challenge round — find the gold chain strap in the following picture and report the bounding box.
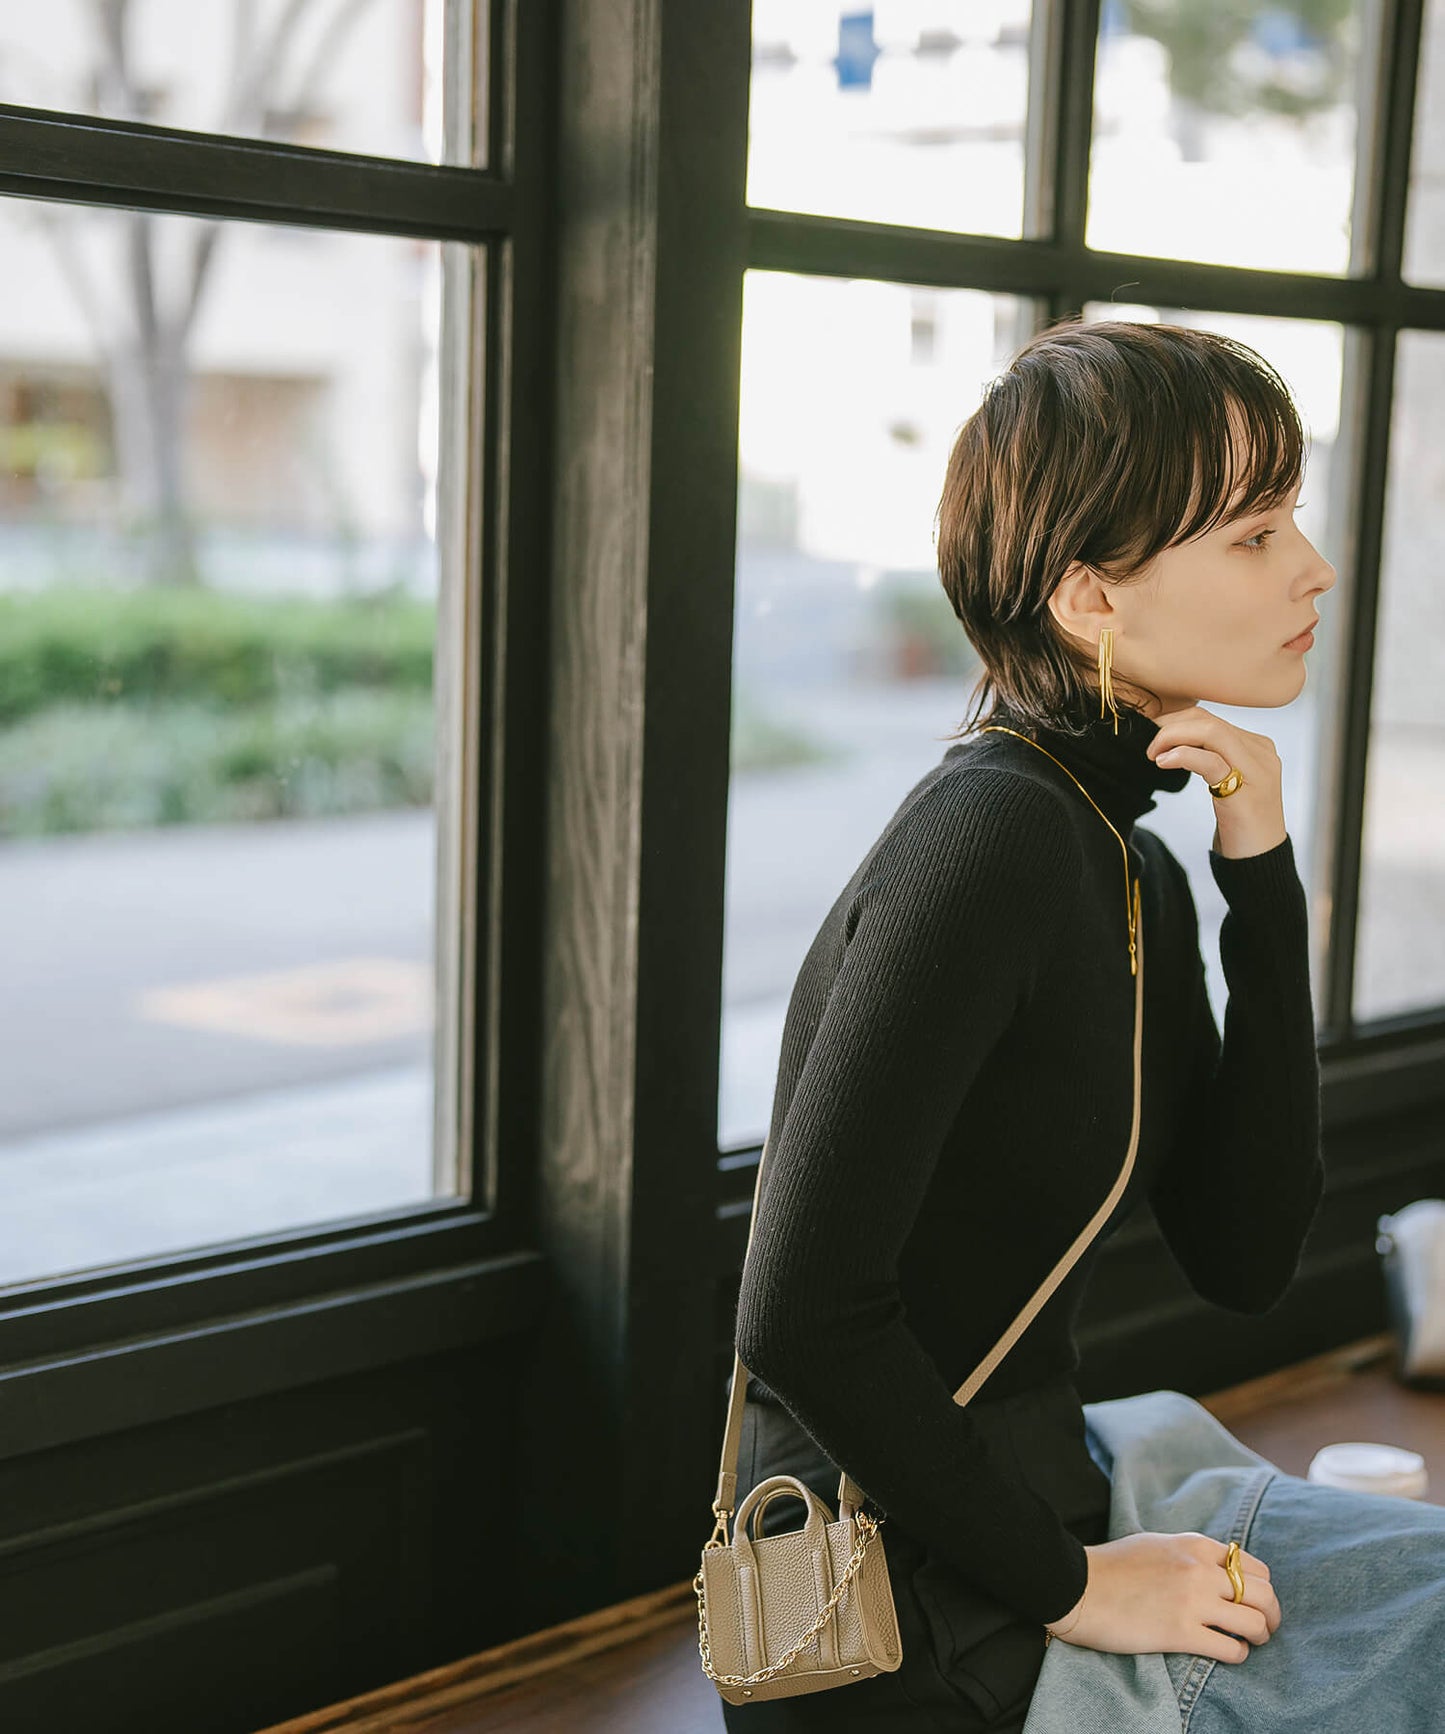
[693,1507,881,1688]
[977,725,1140,975]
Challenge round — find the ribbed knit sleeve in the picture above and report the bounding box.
[1147,833,1325,1314]
[732,768,1092,1629]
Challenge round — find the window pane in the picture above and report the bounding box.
[720,272,1033,1149]
[0,0,477,167]
[1404,0,1445,285]
[0,196,472,1288]
[1088,1,1367,274]
[747,1,1036,237]
[1355,331,1445,1022]
[1080,305,1344,1033]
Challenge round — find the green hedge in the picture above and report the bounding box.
[0,587,853,836]
[0,690,435,837]
[729,689,838,772]
[0,586,434,726]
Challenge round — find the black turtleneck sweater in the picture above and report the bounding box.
[732,693,1325,1629]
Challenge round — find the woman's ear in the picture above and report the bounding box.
[1046,560,1104,642]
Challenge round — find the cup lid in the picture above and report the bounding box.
[1307,1441,1428,1497]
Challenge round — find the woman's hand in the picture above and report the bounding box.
[1144,705,1288,860]
[1048,1532,1282,1660]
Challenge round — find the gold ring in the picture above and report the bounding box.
[1223,1540,1245,1603]
[1208,766,1245,799]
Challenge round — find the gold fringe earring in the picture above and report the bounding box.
[1098,628,1120,735]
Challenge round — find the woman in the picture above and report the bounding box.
[720,318,1393,1732]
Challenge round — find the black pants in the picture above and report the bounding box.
[714,1374,1111,1734]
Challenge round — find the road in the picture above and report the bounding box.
[6,676,1429,1290]
[0,681,1338,1151]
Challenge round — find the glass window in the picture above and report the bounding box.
[0,195,473,1288]
[1404,0,1445,286]
[720,270,1033,1149]
[1081,304,1345,1031]
[1354,330,1445,1022]
[1087,0,1368,275]
[747,1,1036,238]
[0,0,476,167]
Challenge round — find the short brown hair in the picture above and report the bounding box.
[935,317,1308,738]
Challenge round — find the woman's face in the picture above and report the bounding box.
[1049,466,1337,719]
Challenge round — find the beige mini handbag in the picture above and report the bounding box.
[694,892,1147,1706]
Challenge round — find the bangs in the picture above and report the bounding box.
[1162,343,1307,550]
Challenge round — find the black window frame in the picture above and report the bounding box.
[697,0,1445,1444]
[731,0,1445,1154]
[0,0,1441,1573]
[0,0,554,1459]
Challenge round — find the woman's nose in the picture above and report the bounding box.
[1305,542,1336,593]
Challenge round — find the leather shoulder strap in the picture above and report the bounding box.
[714,900,1147,1524]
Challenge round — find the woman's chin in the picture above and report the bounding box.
[1191,666,1309,710]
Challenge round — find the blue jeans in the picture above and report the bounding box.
[1022,1389,1445,1733]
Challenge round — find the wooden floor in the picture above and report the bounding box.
[257,1334,1445,1734]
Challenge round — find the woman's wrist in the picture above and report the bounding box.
[1042,1583,1086,1645]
